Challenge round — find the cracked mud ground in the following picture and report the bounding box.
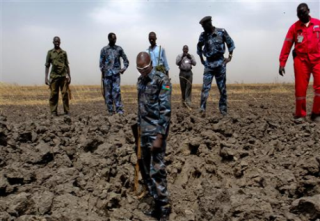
[0,85,320,221]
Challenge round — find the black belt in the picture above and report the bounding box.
[207,54,223,62]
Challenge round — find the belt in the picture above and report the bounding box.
[207,54,224,62]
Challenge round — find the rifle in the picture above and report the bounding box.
[67,84,72,100]
[131,123,141,195]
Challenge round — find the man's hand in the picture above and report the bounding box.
[166,71,169,77]
[279,67,285,76]
[119,68,126,74]
[45,78,50,85]
[187,54,192,59]
[152,134,163,150]
[224,57,232,64]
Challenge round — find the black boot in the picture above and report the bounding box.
[143,207,160,218]
[158,205,171,221]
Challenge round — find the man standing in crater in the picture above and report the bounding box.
[136,52,171,221]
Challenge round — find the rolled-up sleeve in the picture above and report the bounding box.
[157,76,171,135]
[223,29,235,53]
[120,47,129,70]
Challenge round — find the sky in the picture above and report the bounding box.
[1,0,320,85]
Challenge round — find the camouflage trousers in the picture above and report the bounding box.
[49,77,69,114]
[200,64,227,113]
[103,74,123,114]
[179,70,193,105]
[140,135,169,206]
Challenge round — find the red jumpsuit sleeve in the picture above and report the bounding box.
[279,25,295,68]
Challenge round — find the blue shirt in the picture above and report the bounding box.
[100,45,129,77]
[146,45,170,72]
[197,28,235,69]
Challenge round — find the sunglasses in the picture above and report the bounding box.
[136,61,151,71]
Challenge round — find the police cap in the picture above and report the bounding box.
[199,16,212,25]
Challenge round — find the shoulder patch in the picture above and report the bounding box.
[162,85,171,91]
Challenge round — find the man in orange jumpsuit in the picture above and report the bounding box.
[279,3,320,121]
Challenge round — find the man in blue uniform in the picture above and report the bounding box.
[136,52,171,221]
[100,33,129,115]
[197,16,235,117]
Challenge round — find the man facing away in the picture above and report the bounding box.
[147,32,170,77]
[136,52,171,221]
[45,36,71,116]
[279,3,320,121]
[176,45,197,109]
[197,16,235,117]
[100,33,129,116]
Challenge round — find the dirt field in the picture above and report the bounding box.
[0,84,320,221]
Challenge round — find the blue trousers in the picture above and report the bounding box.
[103,74,123,113]
[200,64,227,113]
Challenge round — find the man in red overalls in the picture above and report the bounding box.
[279,3,320,121]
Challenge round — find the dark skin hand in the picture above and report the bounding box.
[152,134,163,150]
[136,52,163,150]
[224,52,233,64]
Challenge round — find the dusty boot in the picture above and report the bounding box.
[311,113,320,122]
[199,109,206,118]
[158,205,171,221]
[143,207,159,218]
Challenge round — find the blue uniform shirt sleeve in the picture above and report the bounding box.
[120,47,129,70]
[157,76,171,135]
[99,48,105,71]
[222,29,235,52]
[197,33,205,56]
[161,47,170,71]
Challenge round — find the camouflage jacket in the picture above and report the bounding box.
[197,28,235,69]
[137,69,171,136]
[100,45,129,77]
[45,49,69,79]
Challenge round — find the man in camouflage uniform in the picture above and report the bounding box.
[136,52,171,221]
[100,33,129,115]
[45,36,71,116]
[197,16,235,117]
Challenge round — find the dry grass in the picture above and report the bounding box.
[0,83,294,106]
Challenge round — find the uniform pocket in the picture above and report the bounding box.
[145,85,159,103]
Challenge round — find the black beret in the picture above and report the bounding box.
[199,16,212,25]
